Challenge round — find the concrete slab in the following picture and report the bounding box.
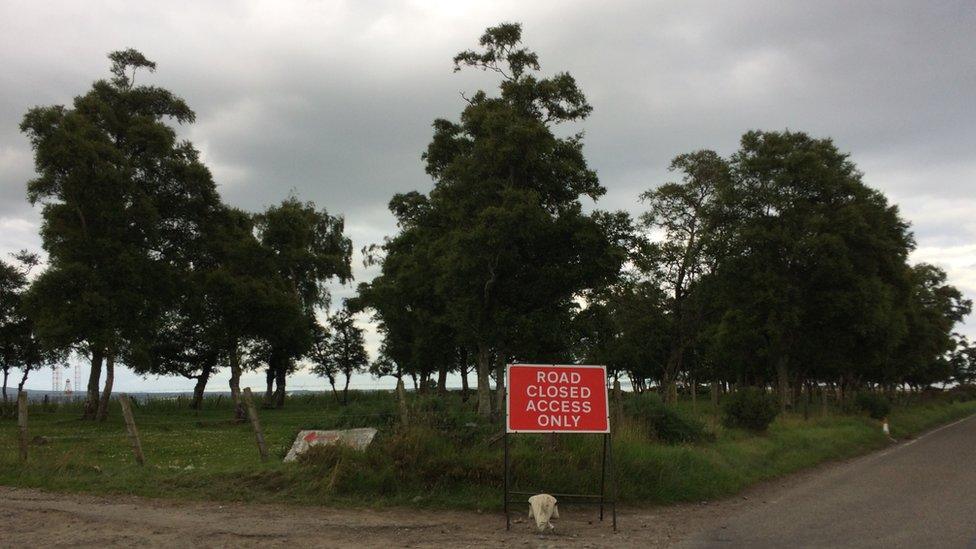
[283,428,377,462]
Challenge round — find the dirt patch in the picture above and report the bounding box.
[0,485,740,548]
[0,449,891,548]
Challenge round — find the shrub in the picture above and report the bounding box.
[723,388,779,432]
[623,392,709,444]
[855,392,891,420]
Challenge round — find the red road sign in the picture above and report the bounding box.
[506,364,609,433]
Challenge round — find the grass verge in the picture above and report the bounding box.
[1,390,974,510]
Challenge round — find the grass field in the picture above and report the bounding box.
[2,389,975,510]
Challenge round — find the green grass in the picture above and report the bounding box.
[2,390,975,510]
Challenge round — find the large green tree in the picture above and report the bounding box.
[128,205,306,412]
[376,23,628,417]
[639,150,729,402]
[706,130,916,406]
[20,49,221,419]
[356,193,459,394]
[255,197,352,408]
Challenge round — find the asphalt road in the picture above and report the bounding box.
[682,414,976,548]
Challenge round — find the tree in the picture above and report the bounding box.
[704,130,916,406]
[312,306,368,405]
[949,335,976,386]
[0,251,41,402]
[255,197,353,408]
[0,259,25,403]
[20,49,221,420]
[575,273,670,392]
[125,205,306,413]
[895,264,972,388]
[309,322,341,402]
[356,195,459,394]
[619,129,969,406]
[373,23,627,418]
[639,150,729,402]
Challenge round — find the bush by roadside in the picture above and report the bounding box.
[855,392,891,420]
[624,392,709,444]
[723,387,779,432]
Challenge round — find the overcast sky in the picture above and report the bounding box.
[2,0,974,392]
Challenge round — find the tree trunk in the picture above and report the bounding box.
[273,363,286,408]
[663,346,683,405]
[264,368,274,402]
[2,366,9,403]
[476,343,491,418]
[342,373,351,405]
[436,362,449,397]
[792,376,803,411]
[17,365,32,394]
[690,376,697,413]
[776,355,789,412]
[459,348,470,402]
[96,351,115,421]
[710,381,719,410]
[329,377,339,403]
[228,342,245,421]
[494,346,506,416]
[803,381,812,420]
[629,373,641,394]
[83,348,104,420]
[191,362,214,410]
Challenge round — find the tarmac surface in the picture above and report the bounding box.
[682,413,976,548]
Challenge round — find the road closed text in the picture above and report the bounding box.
[507,365,609,433]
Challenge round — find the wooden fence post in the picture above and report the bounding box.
[17,391,28,463]
[612,378,622,429]
[396,378,409,428]
[117,394,145,466]
[242,387,269,461]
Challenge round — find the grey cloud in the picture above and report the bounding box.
[1,0,974,351]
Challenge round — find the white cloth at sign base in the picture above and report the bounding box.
[528,493,559,531]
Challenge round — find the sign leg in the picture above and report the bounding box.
[600,432,607,521]
[610,432,617,532]
[504,431,510,530]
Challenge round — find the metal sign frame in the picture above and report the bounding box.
[502,364,617,531]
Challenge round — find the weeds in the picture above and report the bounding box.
[1,390,974,509]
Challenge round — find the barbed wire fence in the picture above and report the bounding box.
[7,383,450,467]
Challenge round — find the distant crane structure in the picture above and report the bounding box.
[52,364,85,397]
[52,365,62,392]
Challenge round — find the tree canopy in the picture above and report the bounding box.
[360,23,629,416]
[12,30,972,419]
